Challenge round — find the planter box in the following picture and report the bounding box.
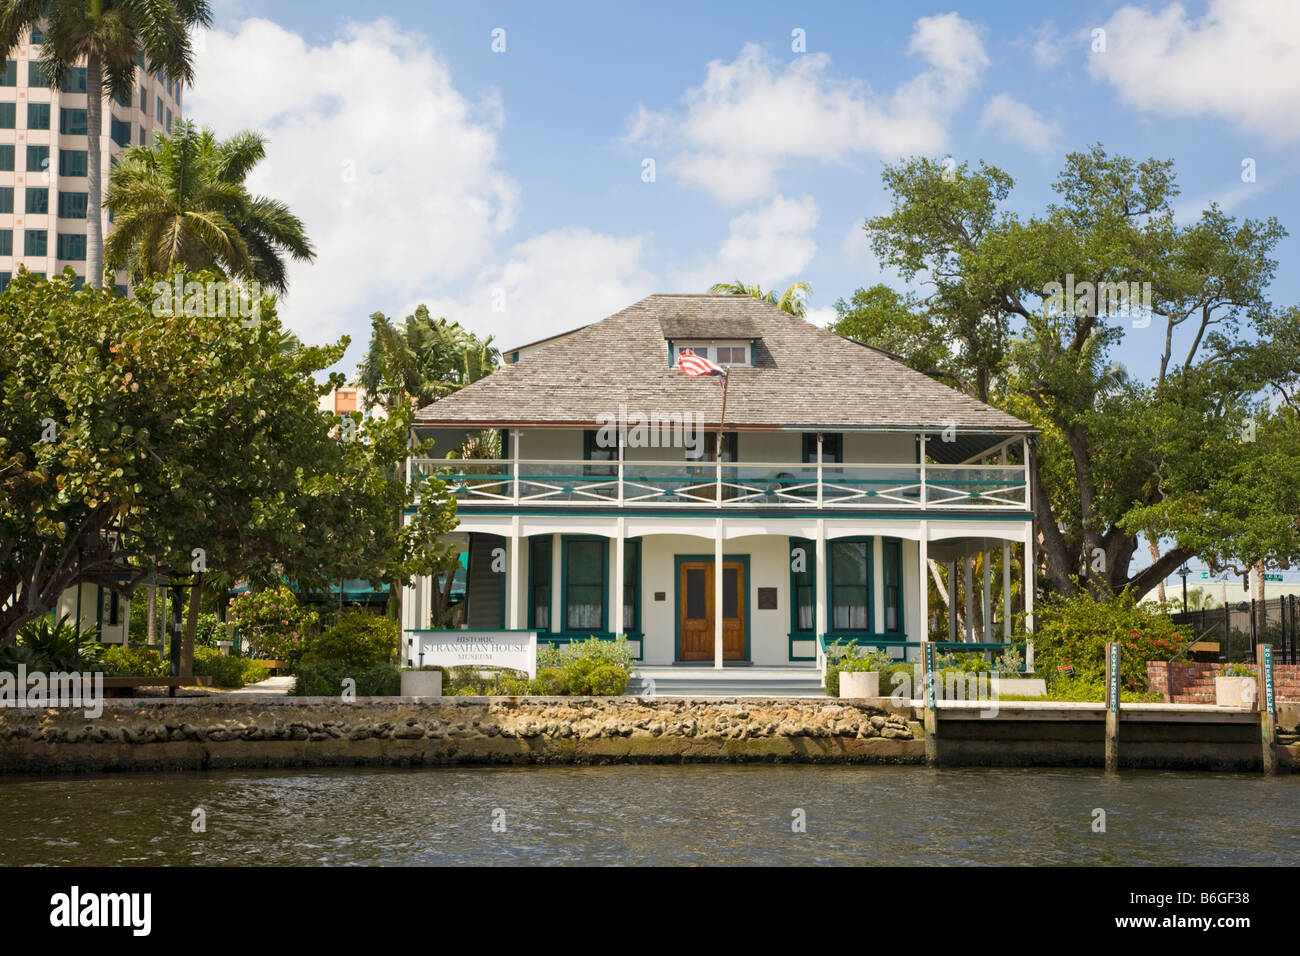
[991,677,1047,697]
[401,670,442,698]
[839,671,879,698]
[1215,676,1257,709]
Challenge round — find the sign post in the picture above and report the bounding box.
[1105,641,1121,772]
[1258,644,1277,775]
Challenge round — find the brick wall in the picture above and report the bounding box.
[1146,661,1300,704]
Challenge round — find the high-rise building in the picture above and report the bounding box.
[0,25,183,293]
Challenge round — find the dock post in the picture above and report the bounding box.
[1258,644,1277,775]
[1104,641,1120,772]
[921,640,938,766]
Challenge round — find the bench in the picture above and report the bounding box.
[100,676,214,698]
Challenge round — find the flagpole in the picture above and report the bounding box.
[717,370,729,456]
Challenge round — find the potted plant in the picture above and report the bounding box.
[837,652,881,698]
[1215,663,1257,709]
[989,646,1048,697]
[401,665,444,697]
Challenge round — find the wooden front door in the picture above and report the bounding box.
[678,560,746,661]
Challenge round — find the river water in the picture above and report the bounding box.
[0,765,1295,866]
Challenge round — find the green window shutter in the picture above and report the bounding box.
[622,540,641,633]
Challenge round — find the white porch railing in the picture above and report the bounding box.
[409,459,1028,510]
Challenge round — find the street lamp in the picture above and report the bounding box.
[1177,565,1191,611]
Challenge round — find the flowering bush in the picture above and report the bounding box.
[228,585,319,665]
[1033,589,1189,693]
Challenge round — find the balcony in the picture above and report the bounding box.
[407,458,1028,511]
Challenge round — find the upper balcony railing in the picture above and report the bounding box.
[408,458,1029,510]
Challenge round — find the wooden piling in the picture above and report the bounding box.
[921,640,938,766]
[1104,641,1120,772]
[1258,644,1277,775]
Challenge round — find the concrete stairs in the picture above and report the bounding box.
[625,666,826,698]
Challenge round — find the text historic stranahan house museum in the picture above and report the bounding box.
[403,294,1037,689]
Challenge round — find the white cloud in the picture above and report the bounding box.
[672,195,819,293]
[1018,20,1063,70]
[637,13,988,203]
[1089,0,1300,141]
[979,93,1060,152]
[805,306,838,328]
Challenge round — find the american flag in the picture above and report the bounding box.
[677,348,726,379]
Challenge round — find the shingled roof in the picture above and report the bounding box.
[415,294,1034,433]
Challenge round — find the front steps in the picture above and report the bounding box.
[626,666,826,698]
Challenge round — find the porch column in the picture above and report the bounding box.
[964,557,975,642]
[714,518,724,669]
[948,560,958,641]
[507,517,521,629]
[983,549,993,641]
[815,518,827,656]
[1023,523,1035,633]
[1001,448,1012,639]
[550,533,562,633]
[918,522,929,651]
[511,429,521,503]
[872,537,885,634]
[611,519,625,637]
[419,569,432,631]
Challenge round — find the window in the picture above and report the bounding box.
[114,87,131,108]
[26,102,49,129]
[790,538,815,633]
[687,431,737,462]
[137,51,146,71]
[57,191,87,219]
[801,433,842,463]
[27,61,49,87]
[0,231,11,256]
[716,345,746,364]
[0,272,10,292]
[110,118,131,147]
[830,540,871,631]
[140,88,148,112]
[564,537,606,632]
[623,540,641,633]
[31,28,44,44]
[57,232,86,262]
[0,61,15,87]
[167,79,173,99]
[25,188,47,214]
[26,144,48,173]
[0,102,13,128]
[138,124,146,145]
[63,66,87,93]
[883,538,903,633]
[582,428,617,477]
[165,107,172,132]
[24,230,47,256]
[59,107,87,135]
[156,98,163,123]
[529,538,551,630]
[68,274,83,290]
[58,150,86,177]
[0,188,11,214]
[0,144,13,171]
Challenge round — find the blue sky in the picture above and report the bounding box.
[189,0,1299,581]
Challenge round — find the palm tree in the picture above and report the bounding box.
[105,122,314,292]
[709,279,813,317]
[0,0,212,290]
[358,305,500,413]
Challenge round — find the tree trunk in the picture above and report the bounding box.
[1150,537,1166,605]
[181,571,202,677]
[145,583,157,645]
[85,49,104,289]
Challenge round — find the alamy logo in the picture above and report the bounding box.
[0,667,103,718]
[594,403,704,455]
[1042,275,1153,326]
[151,273,261,327]
[49,886,151,936]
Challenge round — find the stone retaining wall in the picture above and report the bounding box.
[0,697,923,773]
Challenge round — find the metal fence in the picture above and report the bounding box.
[1167,596,1300,664]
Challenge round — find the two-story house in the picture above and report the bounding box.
[403,294,1037,691]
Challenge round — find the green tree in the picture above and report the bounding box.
[358,305,499,413]
[105,121,315,292]
[0,268,457,662]
[709,280,812,317]
[0,0,212,289]
[841,146,1300,599]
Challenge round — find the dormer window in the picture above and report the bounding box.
[671,341,751,367]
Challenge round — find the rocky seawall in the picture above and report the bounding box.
[0,697,923,773]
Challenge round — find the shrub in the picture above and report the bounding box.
[101,644,168,677]
[1033,589,1188,695]
[537,636,635,672]
[292,660,400,696]
[195,613,224,649]
[193,647,251,688]
[302,609,397,668]
[585,664,629,696]
[229,586,319,665]
[0,614,102,672]
[241,658,269,685]
[1222,662,1256,678]
[530,667,570,696]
